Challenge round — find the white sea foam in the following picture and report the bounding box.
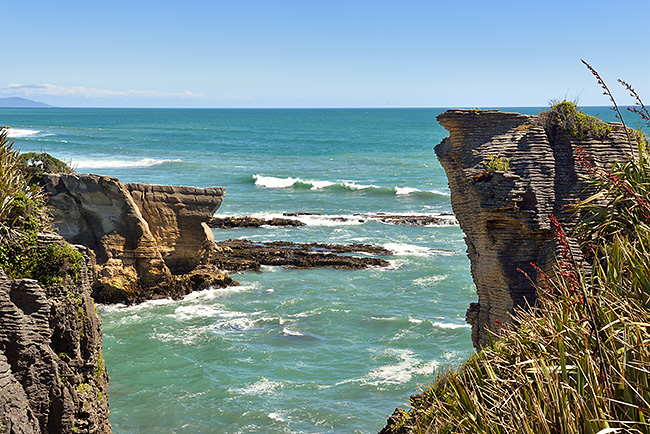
[281,327,307,337]
[342,181,381,191]
[154,326,209,345]
[7,128,40,138]
[395,187,421,195]
[73,158,181,169]
[310,180,336,189]
[100,297,176,314]
[173,304,222,321]
[233,378,284,395]
[268,412,287,422]
[384,243,443,257]
[212,316,256,332]
[363,348,439,386]
[293,214,364,227]
[431,321,471,330]
[413,275,449,287]
[253,174,300,188]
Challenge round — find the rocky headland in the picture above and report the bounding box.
[38,173,236,305]
[435,108,632,348]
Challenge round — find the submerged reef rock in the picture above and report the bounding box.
[0,236,110,433]
[39,173,235,304]
[208,216,306,228]
[209,213,457,228]
[435,109,632,349]
[212,239,391,272]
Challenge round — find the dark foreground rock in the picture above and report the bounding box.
[435,109,632,348]
[212,239,391,272]
[0,236,110,433]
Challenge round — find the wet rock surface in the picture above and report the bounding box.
[211,239,392,272]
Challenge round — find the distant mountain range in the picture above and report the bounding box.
[0,97,54,108]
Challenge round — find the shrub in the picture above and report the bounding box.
[482,154,511,172]
[539,100,612,140]
[18,151,74,180]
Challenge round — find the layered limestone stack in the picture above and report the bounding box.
[0,236,110,433]
[39,173,234,304]
[126,183,224,274]
[435,109,631,348]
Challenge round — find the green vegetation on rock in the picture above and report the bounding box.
[539,100,612,140]
[0,127,82,288]
[482,154,510,172]
[18,151,74,180]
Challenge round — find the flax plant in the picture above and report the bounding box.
[0,127,50,243]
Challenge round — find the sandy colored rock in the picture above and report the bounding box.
[39,173,233,304]
[127,183,226,273]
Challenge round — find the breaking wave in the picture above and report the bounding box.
[6,128,41,138]
[73,158,182,169]
[251,174,449,197]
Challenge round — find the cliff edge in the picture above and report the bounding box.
[435,109,632,348]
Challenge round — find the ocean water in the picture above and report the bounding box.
[1,106,617,433]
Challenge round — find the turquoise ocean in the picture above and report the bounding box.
[1,107,619,433]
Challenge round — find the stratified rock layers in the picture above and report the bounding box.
[40,173,232,304]
[0,240,110,433]
[435,109,631,348]
[127,183,225,274]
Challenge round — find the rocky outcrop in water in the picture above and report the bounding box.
[208,216,306,229]
[435,109,632,348]
[210,213,457,228]
[0,235,110,433]
[212,239,391,272]
[39,173,235,304]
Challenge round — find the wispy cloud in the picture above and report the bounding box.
[1,83,205,99]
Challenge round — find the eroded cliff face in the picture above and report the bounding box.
[0,235,110,434]
[126,183,223,274]
[435,109,631,348]
[39,173,234,304]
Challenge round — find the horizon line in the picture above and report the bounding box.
[0,105,618,110]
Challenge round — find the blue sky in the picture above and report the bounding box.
[3,0,649,108]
